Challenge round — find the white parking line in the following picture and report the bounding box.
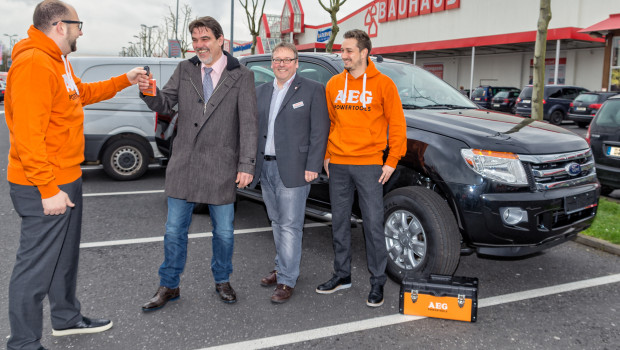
[79,222,329,248]
[83,190,164,197]
[200,273,620,350]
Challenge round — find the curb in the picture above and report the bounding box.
[575,234,620,256]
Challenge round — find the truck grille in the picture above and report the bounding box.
[518,149,596,190]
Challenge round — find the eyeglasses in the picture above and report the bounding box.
[272,58,296,65]
[52,20,83,31]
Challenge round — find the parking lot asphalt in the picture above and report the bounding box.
[1,109,619,350]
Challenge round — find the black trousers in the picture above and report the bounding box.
[328,164,388,286]
[7,179,83,350]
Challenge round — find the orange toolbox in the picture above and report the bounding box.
[399,274,479,322]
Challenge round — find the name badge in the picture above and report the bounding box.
[293,101,304,109]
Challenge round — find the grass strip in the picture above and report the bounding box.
[582,198,620,245]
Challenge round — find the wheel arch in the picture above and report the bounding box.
[98,133,154,161]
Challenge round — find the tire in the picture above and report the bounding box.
[576,122,589,129]
[549,110,564,125]
[510,105,517,115]
[601,185,615,196]
[102,138,150,181]
[383,186,461,283]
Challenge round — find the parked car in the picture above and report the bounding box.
[69,57,181,180]
[587,94,620,195]
[156,53,600,282]
[490,89,521,114]
[0,80,5,102]
[515,85,589,125]
[568,91,618,128]
[471,85,519,109]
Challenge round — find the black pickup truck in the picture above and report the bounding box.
[156,53,600,282]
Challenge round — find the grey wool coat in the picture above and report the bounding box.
[141,52,258,205]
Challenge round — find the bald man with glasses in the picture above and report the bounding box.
[4,1,145,348]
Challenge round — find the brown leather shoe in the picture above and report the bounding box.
[215,282,237,303]
[141,286,180,312]
[271,284,294,304]
[260,270,278,287]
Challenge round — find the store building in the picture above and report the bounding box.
[233,0,620,93]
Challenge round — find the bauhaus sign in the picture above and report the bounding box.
[376,0,460,22]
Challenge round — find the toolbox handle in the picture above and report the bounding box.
[429,274,453,282]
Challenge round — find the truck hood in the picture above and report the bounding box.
[405,108,589,154]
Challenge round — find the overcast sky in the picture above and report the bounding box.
[0,0,362,56]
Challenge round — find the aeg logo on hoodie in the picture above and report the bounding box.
[333,90,373,112]
[334,89,373,105]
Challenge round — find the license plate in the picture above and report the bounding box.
[564,190,597,214]
[607,146,620,158]
[474,97,481,101]
[493,103,500,108]
[576,107,586,112]
[523,99,531,104]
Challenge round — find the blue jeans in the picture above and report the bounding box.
[158,197,235,288]
[260,161,310,287]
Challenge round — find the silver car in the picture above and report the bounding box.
[70,56,181,180]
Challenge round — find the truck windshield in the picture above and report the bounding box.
[372,59,477,109]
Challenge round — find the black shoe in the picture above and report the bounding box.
[366,284,384,307]
[315,275,352,294]
[52,317,113,336]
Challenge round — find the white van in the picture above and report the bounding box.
[69,56,182,180]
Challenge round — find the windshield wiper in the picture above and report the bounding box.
[402,104,422,109]
[422,104,476,109]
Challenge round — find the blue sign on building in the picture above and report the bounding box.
[233,43,253,52]
[317,27,332,43]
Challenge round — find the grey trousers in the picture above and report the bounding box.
[7,179,83,350]
[328,164,388,286]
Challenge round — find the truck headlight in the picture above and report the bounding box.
[461,149,529,185]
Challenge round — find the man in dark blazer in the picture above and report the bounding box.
[250,42,330,303]
[137,16,257,310]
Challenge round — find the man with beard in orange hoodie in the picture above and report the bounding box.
[316,30,407,307]
[5,1,144,349]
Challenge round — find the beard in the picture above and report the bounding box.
[199,56,213,65]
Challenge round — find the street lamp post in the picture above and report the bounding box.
[141,24,158,57]
[133,35,143,56]
[128,42,138,57]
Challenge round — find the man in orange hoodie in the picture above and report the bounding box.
[316,30,407,307]
[5,1,144,349]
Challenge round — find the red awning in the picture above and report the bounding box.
[579,13,620,34]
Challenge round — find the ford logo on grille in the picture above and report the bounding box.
[565,162,582,176]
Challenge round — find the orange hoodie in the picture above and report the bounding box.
[324,59,407,168]
[5,26,132,198]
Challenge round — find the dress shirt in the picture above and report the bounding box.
[201,53,227,88]
[265,74,296,156]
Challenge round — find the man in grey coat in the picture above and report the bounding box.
[138,16,257,310]
[250,42,329,303]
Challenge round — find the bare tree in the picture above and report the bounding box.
[319,0,347,53]
[238,0,267,55]
[532,0,552,121]
[162,3,194,58]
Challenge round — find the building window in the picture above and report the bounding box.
[610,36,620,92]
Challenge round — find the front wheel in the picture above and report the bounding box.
[383,187,461,283]
[576,121,589,129]
[102,138,150,181]
[549,110,564,125]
